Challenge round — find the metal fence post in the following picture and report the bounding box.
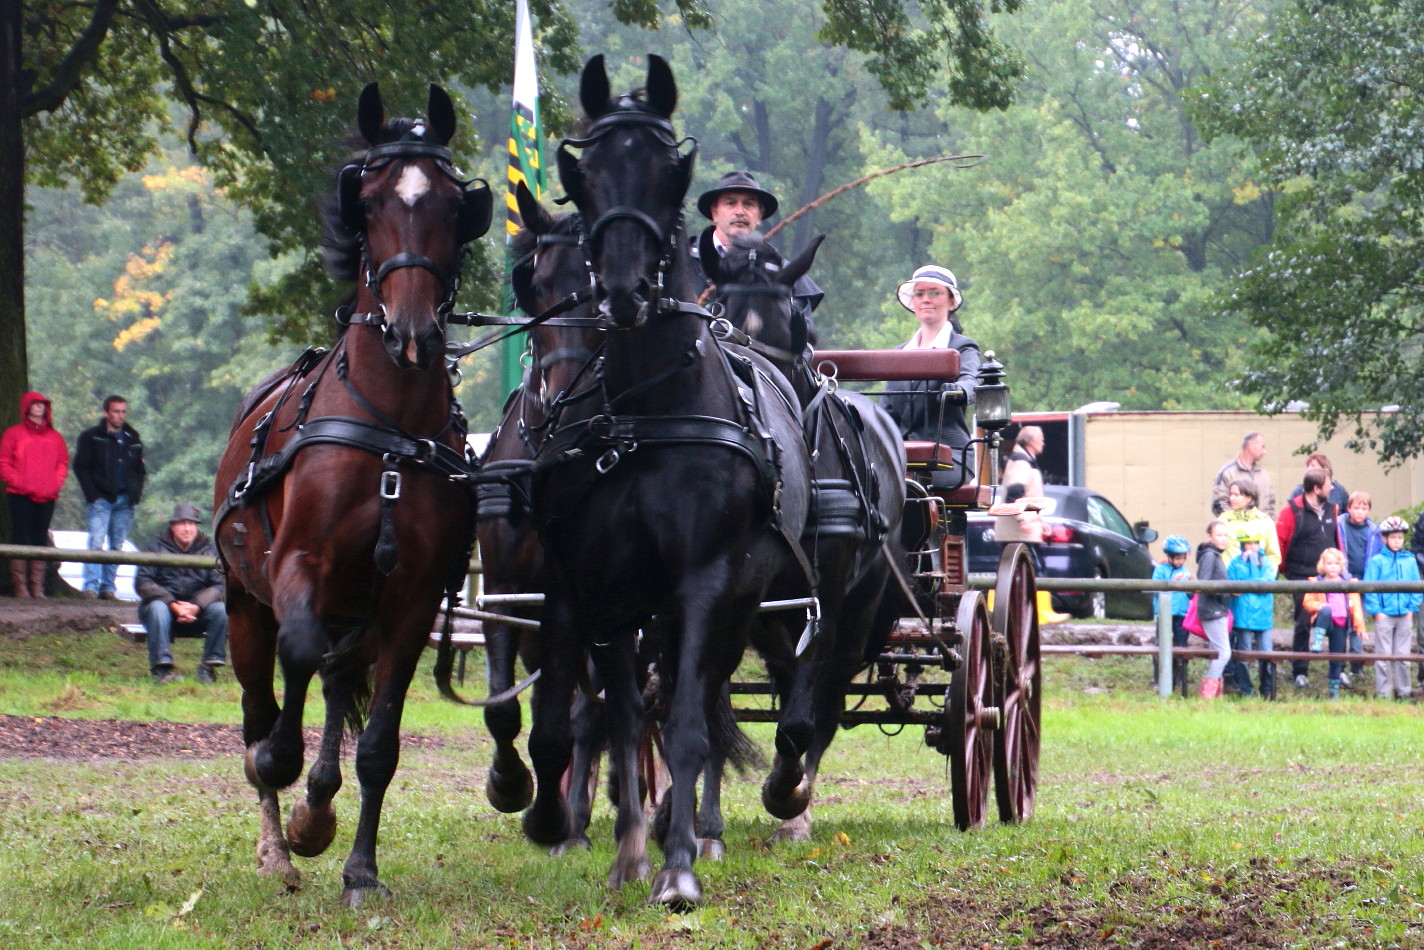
[1157,591,1173,699]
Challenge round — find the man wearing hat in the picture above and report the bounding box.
[691,170,824,319]
[134,502,227,684]
[882,264,983,485]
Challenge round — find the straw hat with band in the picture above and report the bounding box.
[697,170,779,220]
[896,264,962,311]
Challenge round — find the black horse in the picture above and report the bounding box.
[701,232,908,843]
[522,54,816,907]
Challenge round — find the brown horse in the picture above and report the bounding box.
[212,83,491,906]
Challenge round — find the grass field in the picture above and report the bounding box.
[2,624,1423,948]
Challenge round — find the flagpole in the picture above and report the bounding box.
[502,0,544,398]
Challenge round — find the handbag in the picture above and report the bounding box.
[1183,594,1232,640]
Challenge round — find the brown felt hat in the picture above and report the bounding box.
[697,170,779,220]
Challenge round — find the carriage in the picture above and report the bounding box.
[215,61,1041,907]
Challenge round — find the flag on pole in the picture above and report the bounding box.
[502,0,544,395]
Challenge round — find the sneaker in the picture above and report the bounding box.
[98,590,118,601]
[1294,674,1309,689]
[1339,671,1352,689]
[152,667,183,685]
[81,590,98,599]
[195,665,217,685]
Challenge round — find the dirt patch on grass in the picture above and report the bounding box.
[0,598,136,642]
[865,857,1367,949]
[0,714,451,761]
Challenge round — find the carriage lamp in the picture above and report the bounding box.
[976,351,1012,431]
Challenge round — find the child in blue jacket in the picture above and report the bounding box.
[1363,516,1423,700]
[1227,528,1277,700]
[1152,535,1193,695]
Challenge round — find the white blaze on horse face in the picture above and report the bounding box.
[744,307,763,337]
[395,165,432,207]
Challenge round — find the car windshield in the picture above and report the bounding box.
[1086,496,1134,539]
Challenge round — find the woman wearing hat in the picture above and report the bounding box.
[882,265,982,485]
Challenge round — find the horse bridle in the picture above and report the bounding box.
[558,105,704,329]
[337,140,488,331]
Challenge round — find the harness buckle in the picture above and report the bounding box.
[588,414,613,441]
[380,469,403,500]
[595,448,621,474]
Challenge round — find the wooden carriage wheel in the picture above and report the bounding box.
[990,542,1042,823]
[947,590,996,831]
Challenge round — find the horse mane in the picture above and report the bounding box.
[319,118,428,282]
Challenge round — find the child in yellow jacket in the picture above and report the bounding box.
[1302,547,1368,699]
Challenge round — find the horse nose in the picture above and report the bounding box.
[601,278,652,328]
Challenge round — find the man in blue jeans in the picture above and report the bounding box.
[72,396,145,598]
[134,503,226,684]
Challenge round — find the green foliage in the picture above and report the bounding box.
[1195,0,1424,464]
[866,0,1277,412]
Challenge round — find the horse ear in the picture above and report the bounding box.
[556,144,586,208]
[515,180,552,235]
[779,234,826,287]
[580,54,611,120]
[697,228,722,282]
[645,54,677,118]
[427,84,456,145]
[358,83,384,145]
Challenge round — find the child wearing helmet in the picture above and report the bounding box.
[1363,516,1422,700]
[1152,535,1194,695]
[1226,528,1277,700]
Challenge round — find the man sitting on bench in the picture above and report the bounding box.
[882,264,982,488]
[135,502,227,685]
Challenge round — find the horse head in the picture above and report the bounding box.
[701,230,824,364]
[511,181,601,412]
[336,83,492,370]
[556,55,696,329]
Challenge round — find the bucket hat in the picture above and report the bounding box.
[896,264,962,311]
[697,170,779,220]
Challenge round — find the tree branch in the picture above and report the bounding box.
[20,0,121,116]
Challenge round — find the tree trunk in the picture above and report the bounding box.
[0,0,27,544]
[790,96,833,255]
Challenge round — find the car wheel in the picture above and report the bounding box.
[1073,569,1107,620]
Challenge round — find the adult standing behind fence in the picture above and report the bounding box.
[1220,478,1281,573]
[72,395,145,600]
[1211,432,1275,517]
[1286,452,1350,513]
[1002,425,1046,498]
[134,503,226,685]
[0,392,69,598]
[1277,467,1344,690]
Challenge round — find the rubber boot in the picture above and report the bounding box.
[28,560,48,599]
[1036,590,1071,624]
[1199,677,1222,699]
[1328,677,1340,700]
[8,560,29,598]
[1171,658,1186,696]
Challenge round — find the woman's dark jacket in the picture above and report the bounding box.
[882,329,982,450]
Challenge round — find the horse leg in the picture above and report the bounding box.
[483,618,534,812]
[522,594,577,847]
[595,635,651,889]
[339,630,424,907]
[249,600,327,793]
[287,632,359,858]
[761,615,816,822]
[695,682,736,860]
[553,662,604,855]
[229,586,299,887]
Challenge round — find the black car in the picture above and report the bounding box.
[966,485,1159,620]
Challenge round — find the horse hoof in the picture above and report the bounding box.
[551,836,592,857]
[486,765,534,813]
[340,881,390,909]
[255,843,301,890]
[287,799,337,858]
[522,800,572,848]
[648,868,701,909]
[698,838,727,861]
[608,854,652,891]
[246,739,301,792]
[761,773,812,821]
[768,821,812,845]
[244,744,274,792]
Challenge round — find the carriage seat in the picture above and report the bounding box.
[903,441,956,467]
[811,348,961,382]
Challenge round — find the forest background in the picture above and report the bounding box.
[16,0,1422,541]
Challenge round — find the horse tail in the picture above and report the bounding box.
[709,683,764,774]
[344,666,373,737]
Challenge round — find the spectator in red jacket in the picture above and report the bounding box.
[1276,466,1344,689]
[1,391,70,598]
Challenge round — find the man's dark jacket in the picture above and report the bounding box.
[134,528,224,609]
[72,421,146,504]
